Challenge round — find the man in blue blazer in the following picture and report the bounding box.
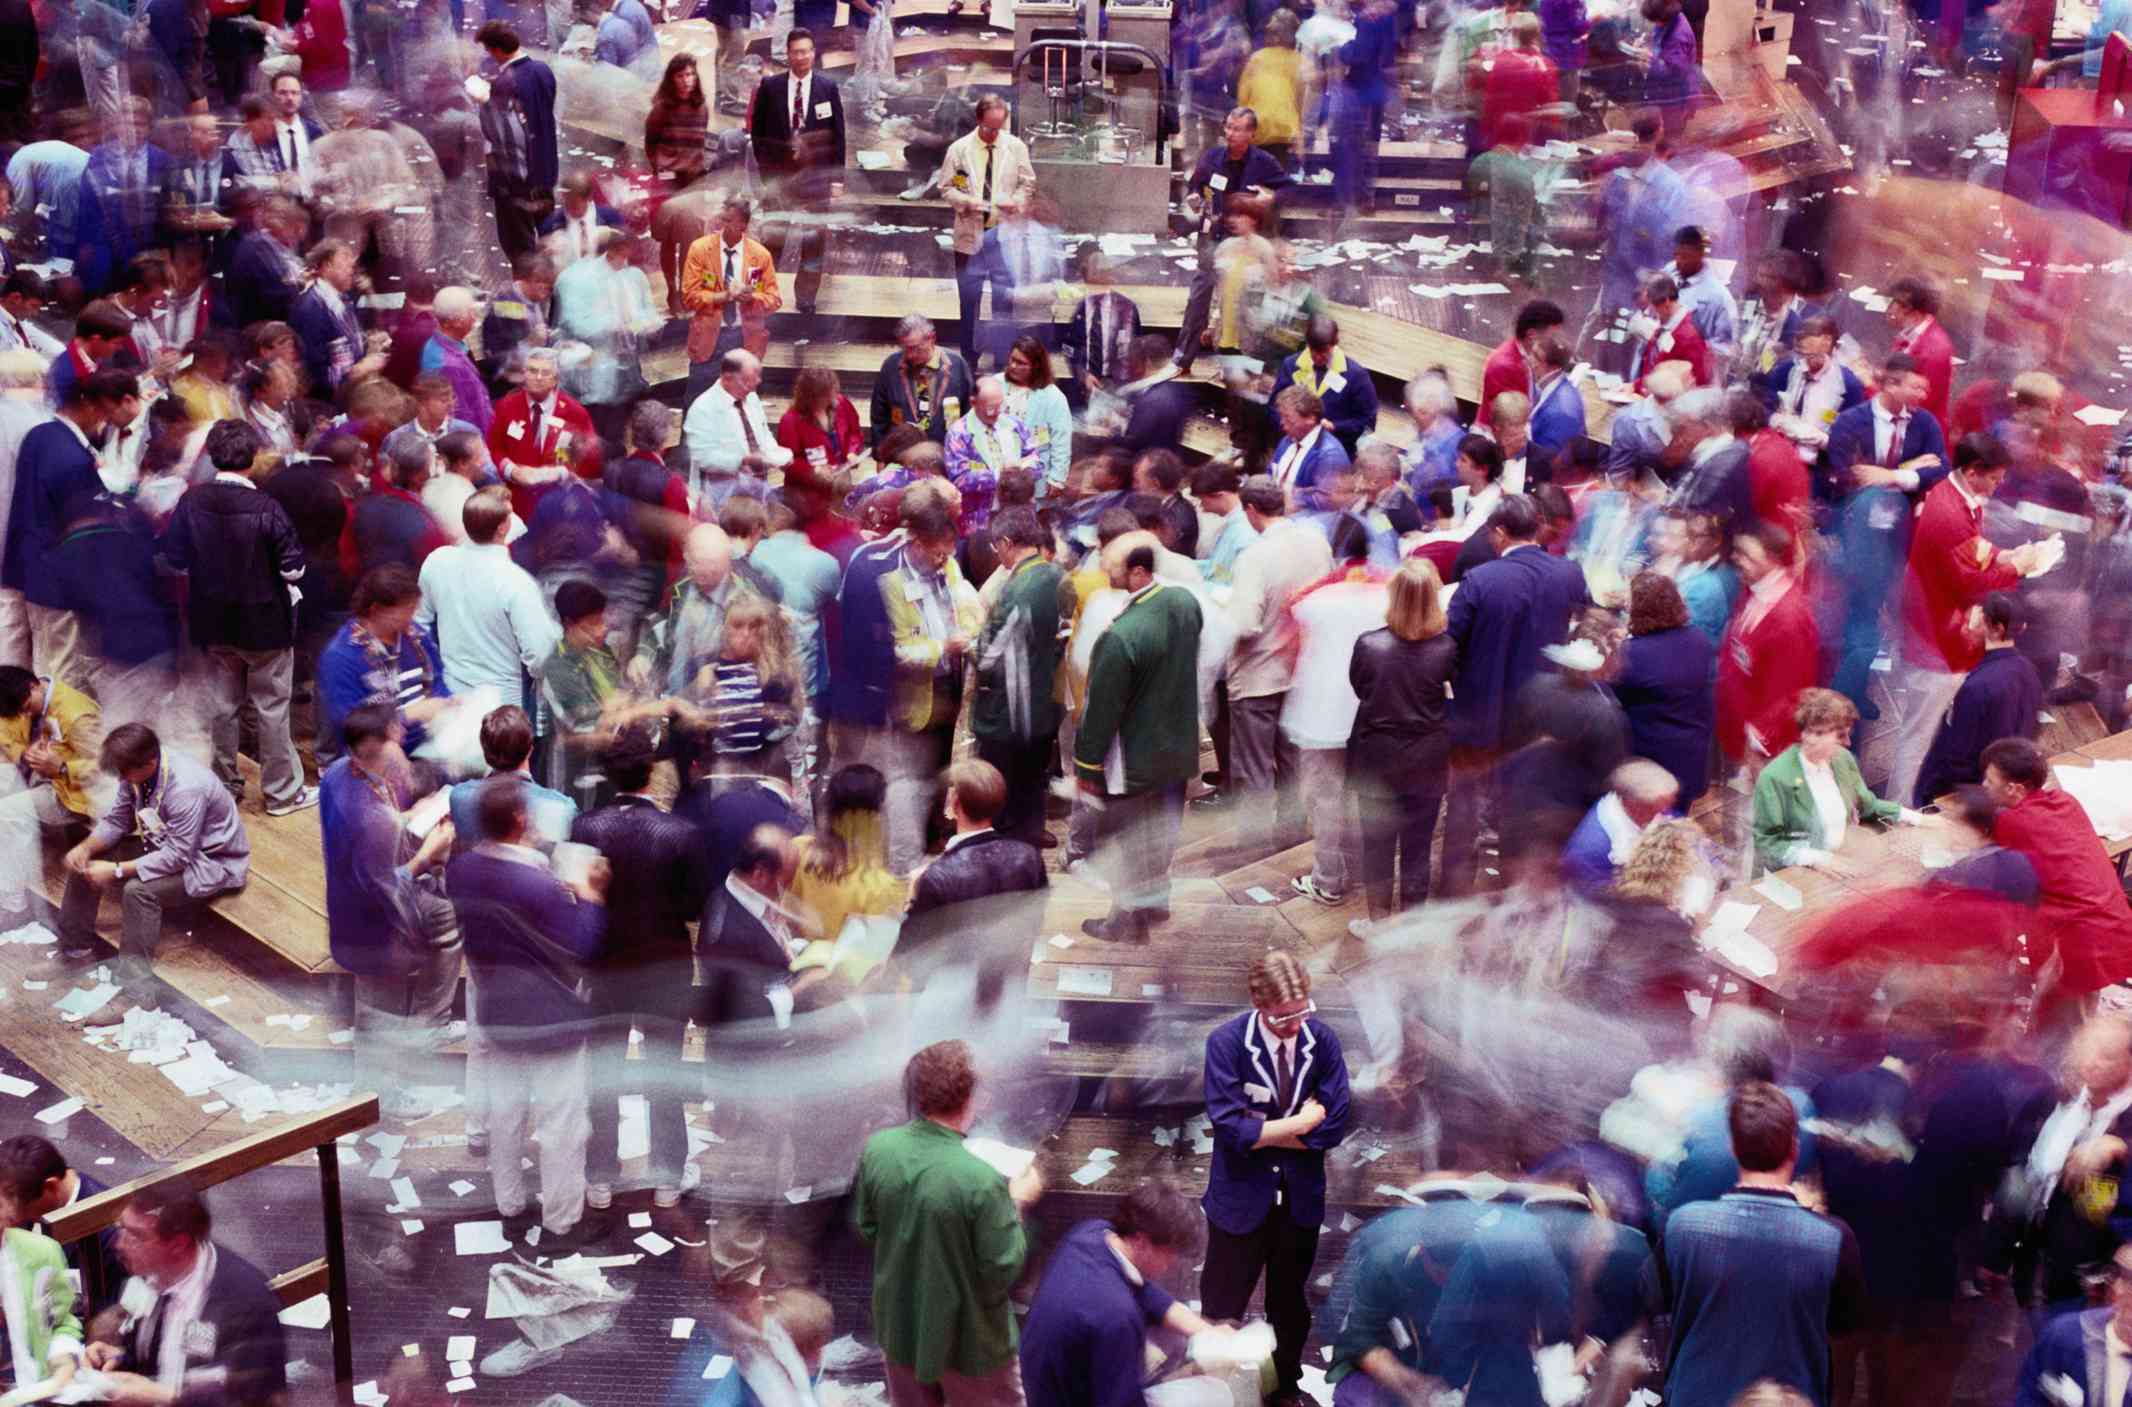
[2018,1292,2123,1407]
[1268,385,1351,513]
[74,106,174,296]
[475,22,562,263]
[3,371,133,689]
[1825,352,1946,711]
[1269,316,1380,456]
[1202,951,1351,1405]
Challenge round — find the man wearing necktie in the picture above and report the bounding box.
[747,30,845,317]
[1200,952,1351,1407]
[941,96,1034,369]
[679,196,781,405]
[82,1181,287,1406]
[268,74,321,199]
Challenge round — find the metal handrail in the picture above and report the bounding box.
[1010,37,1172,159]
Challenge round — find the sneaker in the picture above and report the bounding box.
[653,1163,703,1208]
[1064,859,1109,891]
[899,178,936,200]
[1347,917,1377,939]
[1291,875,1344,906]
[265,785,321,817]
[478,1339,566,1378]
[585,1182,613,1210]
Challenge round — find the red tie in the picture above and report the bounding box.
[1886,414,1907,468]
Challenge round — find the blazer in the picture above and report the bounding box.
[1760,355,1866,422]
[570,794,709,984]
[1900,477,2021,671]
[114,1243,287,1407]
[1062,291,1142,388]
[939,129,1036,257]
[1446,544,1587,751]
[479,53,560,191]
[1715,579,1819,761]
[880,551,985,732]
[1914,646,2041,806]
[1632,308,1713,389]
[74,143,174,293]
[1271,347,1380,454]
[1268,426,1351,511]
[447,847,606,1040]
[1119,377,1194,458]
[697,881,796,1031]
[869,347,974,447]
[1614,624,1717,803]
[902,830,1048,972]
[2014,1307,2111,1407]
[1826,401,1949,494]
[1203,1010,1352,1234]
[289,284,366,395]
[1749,743,1899,873]
[224,231,302,328]
[3,418,101,607]
[749,71,847,175]
[1074,581,1204,795]
[682,234,780,364]
[487,389,600,523]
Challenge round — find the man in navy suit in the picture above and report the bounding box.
[1202,951,1351,1406]
[536,171,624,266]
[1825,351,1947,712]
[1440,493,1587,893]
[74,101,173,297]
[748,29,845,315]
[1267,385,1351,513]
[475,22,562,263]
[1269,316,1379,457]
[3,372,134,691]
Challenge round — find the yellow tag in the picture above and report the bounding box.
[943,397,961,420]
[951,174,969,190]
[494,300,527,317]
[2079,1174,2119,1224]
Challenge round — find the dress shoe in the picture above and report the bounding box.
[1081,913,1148,944]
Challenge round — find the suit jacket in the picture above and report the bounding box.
[2014,1307,2111,1407]
[1061,291,1142,388]
[697,881,796,1031]
[939,129,1036,257]
[75,143,174,293]
[1915,646,2042,806]
[479,53,561,191]
[571,794,709,987]
[1715,579,1820,761]
[1633,309,1713,389]
[1901,477,2021,671]
[536,201,624,261]
[869,347,974,447]
[1073,581,1204,795]
[1119,376,1194,458]
[290,284,367,395]
[1446,544,1588,751]
[682,234,780,363]
[1268,426,1351,511]
[749,71,847,175]
[1826,401,1949,495]
[902,830,1047,977]
[1203,1011,1352,1234]
[1271,348,1380,454]
[1614,624,1717,803]
[115,1244,287,1407]
[224,231,302,328]
[487,389,600,523]
[3,419,102,607]
[1749,743,1899,873]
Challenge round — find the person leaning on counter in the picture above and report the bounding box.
[1751,687,1923,875]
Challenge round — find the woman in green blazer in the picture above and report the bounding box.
[1751,687,1920,874]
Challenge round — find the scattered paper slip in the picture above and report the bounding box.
[784,1186,813,1204]
[454,1221,511,1256]
[628,1212,653,1229]
[400,1220,424,1235]
[1244,886,1279,904]
[636,1231,676,1256]
[33,1097,82,1124]
[446,1336,475,1362]
[705,1355,735,1380]
[449,1362,472,1378]
[278,1293,332,1330]
[1070,1161,1113,1186]
[2076,403,2128,427]
[391,1177,421,1209]
[964,1137,1036,1179]
[1752,874,1803,912]
[450,1180,476,1197]
[1055,966,1114,997]
[1048,934,1076,950]
[445,1378,475,1394]
[0,1074,37,1098]
[448,1307,470,1318]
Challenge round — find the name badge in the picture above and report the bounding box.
[184,1320,218,1359]
[1244,1082,1273,1102]
[1323,374,1346,394]
[507,421,526,439]
[1208,173,1229,191]
[815,101,833,118]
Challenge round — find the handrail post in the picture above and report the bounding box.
[317,1142,355,1406]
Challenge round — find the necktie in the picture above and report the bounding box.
[723,244,740,326]
[793,80,804,133]
[142,1290,174,1369]
[981,143,994,220]
[530,401,546,454]
[738,398,760,453]
[1276,1042,1295,1112]
[1886,414,1907,467]
[268,136,284,173]
[282,127,298,174]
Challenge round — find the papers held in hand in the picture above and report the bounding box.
[964,1137,1037,1180]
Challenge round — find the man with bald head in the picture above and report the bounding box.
[629,522,772,697]
[942,374,1039,546]
[683,347,791,508]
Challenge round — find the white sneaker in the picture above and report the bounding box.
[1064,859,1109,891]
[585,1182,613,1210]
[479,1339,566,1378]
[266,784,321,817]
[653,1164,703,1208]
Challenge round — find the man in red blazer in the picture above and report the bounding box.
[1631,272,1713,392]
[1478,298,1564,430]
[486,347,600,523]
[1984,737,2132,1023]
[1717,520,1821,766]
[1888,275,1955,432]
[1887,433,2045,803]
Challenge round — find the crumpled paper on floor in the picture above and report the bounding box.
[485,1256,635,1351]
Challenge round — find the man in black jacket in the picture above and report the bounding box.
[162,419,316,815]
[698,822,802,1033]
[1116,335,1196,459]
[86,1180,288,1407]
[902,760,1046,991]
[747,28,844,316]
[572,731,711,1210]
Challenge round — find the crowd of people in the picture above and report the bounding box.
[0,0,2131,1403]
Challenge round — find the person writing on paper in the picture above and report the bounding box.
[1201,951,1352,1407]
[1019,1179,1234,1407]
[84,1181,287,1407]
[854,1039,1044,1407]
[1750,688,1921,875]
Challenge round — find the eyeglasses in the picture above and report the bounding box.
[1262,1001,1316,1029]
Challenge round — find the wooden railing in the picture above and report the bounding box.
[43,1095,380,1407]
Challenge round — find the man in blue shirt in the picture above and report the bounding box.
[1657,1081,1869,1407]
[1020,1181,1225,1407]
[1173,108,1292,372]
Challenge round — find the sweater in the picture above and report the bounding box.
[1073,581,1204,795]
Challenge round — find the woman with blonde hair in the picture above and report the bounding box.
[688,591,804,778]
[1345,558,1457,927]
[788,764,908,991]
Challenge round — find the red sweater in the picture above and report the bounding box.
[1477,338,1530,429]
[1634,311,1714,390]
[1716,579,1821,760]
[1997,787,2132,992]
[1895,316,1955,433]
[1746,428,1810,530]
[1900,477,2019,671]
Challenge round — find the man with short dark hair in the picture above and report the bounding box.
[1174,108,1292,372]
[1019,1180,1225,1407]
[0,1134,126,1314]
[4,371,134,691]
[855,1039,1045,1407]
[1269,317,1379,458]
[473,23,561,263]
[1915,593,2041,805]
[903,759,1048,972]
[970,507,1066,846]
[163,418,314,816]
[58,724,248,979]
[317,563,452,765]
[1985,738,2132,1006]
[1657,1081,1868,1407]
[83,1181,287,1406]
[748,28,844,316]
[1480,299,1564,430]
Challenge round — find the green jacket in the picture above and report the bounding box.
[1074,581,1203,795]
[1,1226,84,1380]
[853,1118,1027,1382]
[1751,743,1899,873]
[971,556,1069,745]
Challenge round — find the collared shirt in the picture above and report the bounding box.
[2029,1082,2132,1203]
[942,826,995,854]
[682,380,791,492]
[725,872,803,960]
[1271,423,1323,495]
[2109,1323,2132,1407]
[1593,790,1647,864]
[1736,567,1795,637]
[899,546,956,650]
[1801,754,1848,855]
[414,541,562,700]
[275,120,312,193]
[146,1241,217,1392]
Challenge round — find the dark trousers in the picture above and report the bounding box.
[1201,1212,1321,1394]
[491,178,553,264]
[57,838,203,972]
[953,251,1014,369]
[1352,775,1443,915]
[585,969,693,1188]
[1174,238,1217,368]
[976,732,1056,844]
[1438,746,1497,896]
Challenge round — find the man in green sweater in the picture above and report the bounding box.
[971,505,1071,848]
[1073,537,1204,943]
[855,1038,1045,1407]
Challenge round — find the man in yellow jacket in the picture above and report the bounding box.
[0,666,103,920]
[681,194,782,405]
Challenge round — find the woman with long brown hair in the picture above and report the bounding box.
[776,365,865,481]
[646,54,711,311]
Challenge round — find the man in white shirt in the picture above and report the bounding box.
[269,73,318,197]
[84,1181,286,1406]
[0,272,62,361]
[544,172,611,266]
[2022,1015,2132,1304]
[1223,475,1331,860]
[682,347,791,502]
[414,486,562,710]
[0,350,51,667]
